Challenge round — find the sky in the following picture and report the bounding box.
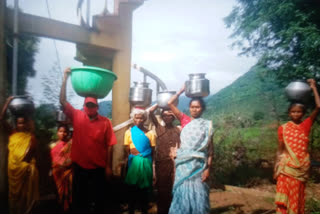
[6,0,257,108]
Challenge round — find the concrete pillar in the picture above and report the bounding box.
[111,4,134,177]
[0,0,8,213]
[76,1,144,177]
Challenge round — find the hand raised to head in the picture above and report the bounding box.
[307,79,317,89]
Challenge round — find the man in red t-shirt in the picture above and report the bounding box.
[60,67,117,214]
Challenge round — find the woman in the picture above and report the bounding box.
[149,105,181,214]
[274,79,320,214]
[0,96,39,214]
[124,108,156,214]
[50,124,72,212]
[167,86,214,214]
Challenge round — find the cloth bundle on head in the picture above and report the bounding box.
[130,107,149,120]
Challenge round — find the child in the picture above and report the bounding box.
[50,124,72,212]
[274,79,320,214]
[0,96,39,214]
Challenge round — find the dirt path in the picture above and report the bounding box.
[210,183,320,214]
[210,185,275,214]
[126,184,320,214]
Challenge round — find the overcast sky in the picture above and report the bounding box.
[6,0,257,108]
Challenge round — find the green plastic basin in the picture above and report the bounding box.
[70,66,117,98]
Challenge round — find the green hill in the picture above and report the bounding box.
[98,100,112,118]
[203,66,290,185]
[201,66,320,186]
[204,66,288,124]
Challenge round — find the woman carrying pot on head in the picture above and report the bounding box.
[274,79,320,214]
[0,96,39,214]
[167,85,214,214]
[149,104,181,214]
[124,108,156,214]
[50,124,72,213]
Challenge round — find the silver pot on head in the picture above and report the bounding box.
[185,73,210,98]
[157,91,178,109]
[8,96,35,116]
[129,82,152,107]
[285,80,312,103]
[56,110,68,123]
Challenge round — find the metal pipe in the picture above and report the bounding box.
[143,73,147,83]
[12,0,19,95]
[132,64,168,91]
[86,0,90,26]
[156,83,159,98]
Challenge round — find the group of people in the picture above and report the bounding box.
[124,85,213,214]
[1,65,320,214]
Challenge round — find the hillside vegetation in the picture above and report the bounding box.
[202,66,320,186]
[204,66,288,123]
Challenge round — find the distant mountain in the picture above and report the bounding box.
[98,96,190,118]
[98,100,112,118]
[203,66,289,123]
[177,95,190,112]
[98,69,289,123]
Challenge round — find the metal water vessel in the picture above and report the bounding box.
[285,80,311,103]
[129,82,152,107]
[185,73,210,98]
[157,91,178,109]
[8,96,34,116]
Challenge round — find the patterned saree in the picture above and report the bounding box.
[8,132,39,214]
[169,118,213,214]
[51,140,72,211]
[125,126,153,189]
[275,118,312,214]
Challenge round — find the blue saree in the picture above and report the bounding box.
[169,118,213,214]
[125,126,153,189]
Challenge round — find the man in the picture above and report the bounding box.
[60,67,117,214]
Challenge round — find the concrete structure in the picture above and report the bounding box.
[0,0,144,210]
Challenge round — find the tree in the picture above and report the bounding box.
[41,61,75,107]
[225,0,320,84]
[6,31,39,94]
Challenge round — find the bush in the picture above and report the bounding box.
[306,198,320,213]
[253,111,265,121]
[33,104,57,142]
[212,113,277,186]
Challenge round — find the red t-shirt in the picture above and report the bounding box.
[64,103,117,169]
[179,113,191,128]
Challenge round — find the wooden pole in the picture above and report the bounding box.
[0,0,9,212]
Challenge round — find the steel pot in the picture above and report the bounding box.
[185,73,210,98]
[56,110,68,122]
[129,82,152,107]
[8,96,35,116]
[157,91,178,109]
[285,80,311,103]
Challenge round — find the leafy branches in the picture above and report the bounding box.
[6,32,39,95]
[225,0,320,83]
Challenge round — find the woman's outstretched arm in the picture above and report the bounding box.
[0,96,14,132]
[149,104,159,128]
[168,85,185,120]
[308,79,320,122]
